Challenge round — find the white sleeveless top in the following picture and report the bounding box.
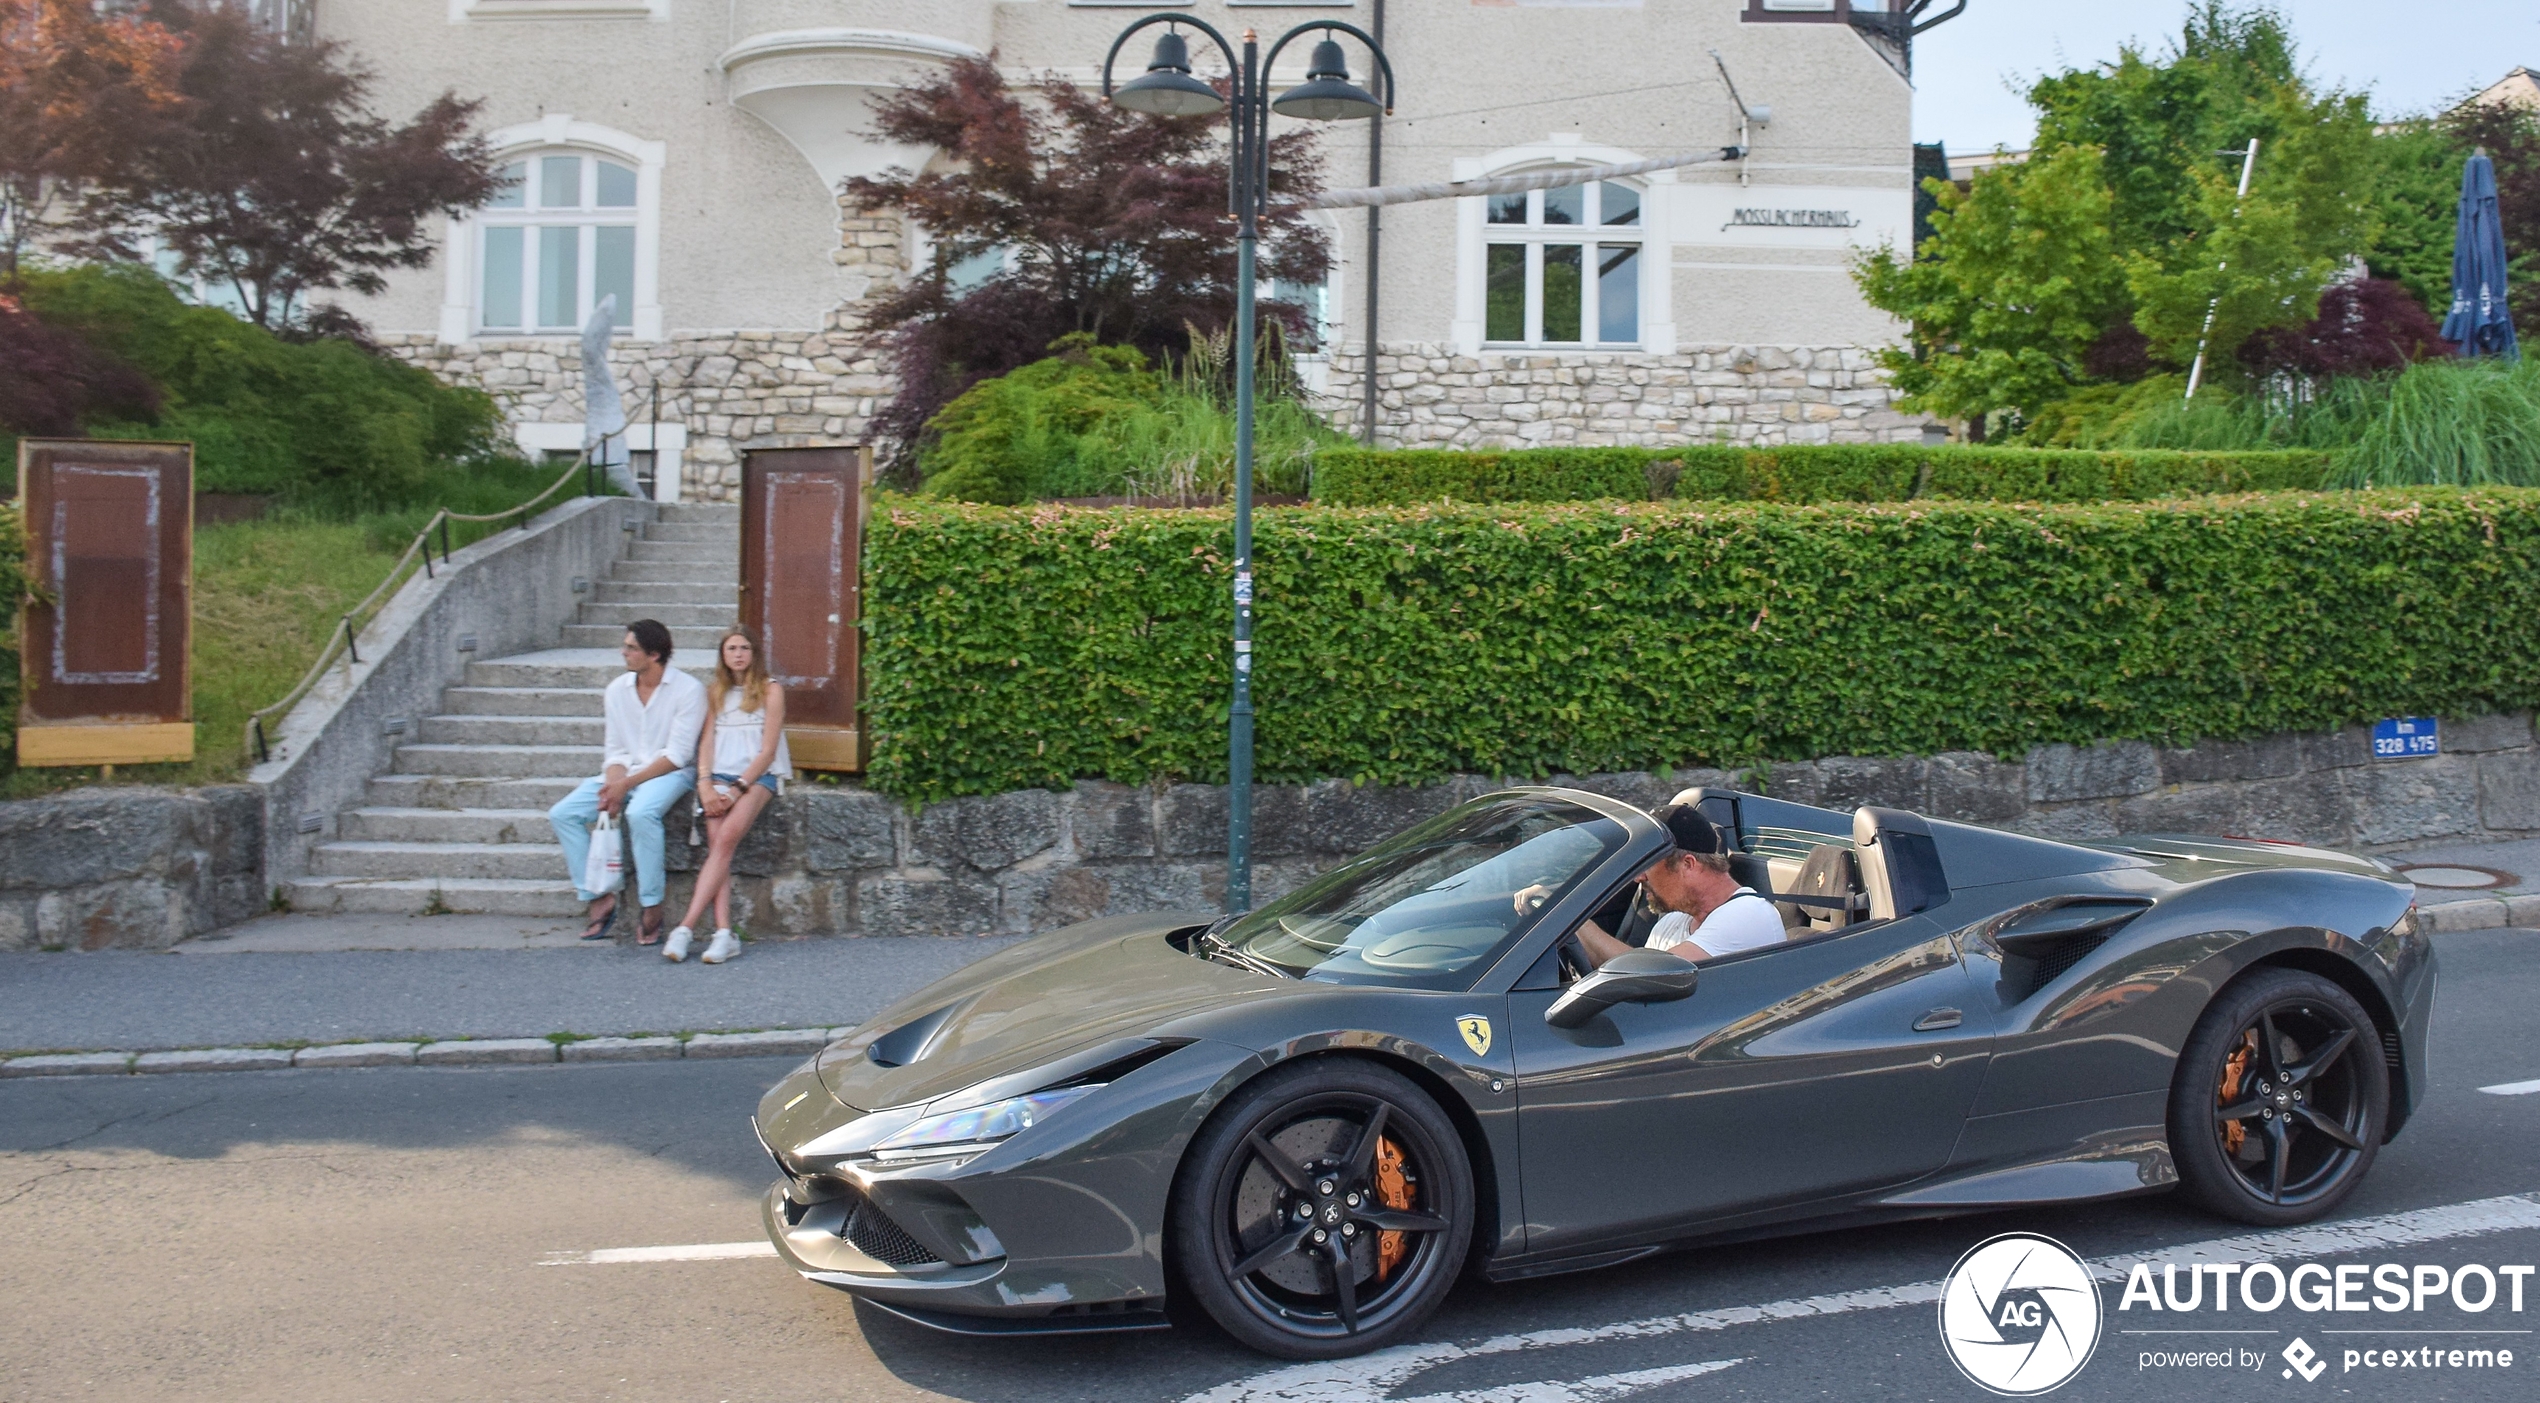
[709,687,790,790]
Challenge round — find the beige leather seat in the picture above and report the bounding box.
[1852,806,1950,922]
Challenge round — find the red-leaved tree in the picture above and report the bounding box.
[70,2,501,331]
[2238,276,2452,379]
[846,56,1329,465]
[0,0,183,277]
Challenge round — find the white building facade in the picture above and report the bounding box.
[318,0,1934,499]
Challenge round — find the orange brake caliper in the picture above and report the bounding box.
[1373,1136,1413,1282]
[2219,1032,2254,1155]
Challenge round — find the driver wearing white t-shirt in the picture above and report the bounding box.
[1520,803,1784,966]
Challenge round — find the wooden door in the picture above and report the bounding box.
[740,446,864,772]
[15,439,195,766]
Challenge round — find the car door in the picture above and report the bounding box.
[1506,913,1994,1259]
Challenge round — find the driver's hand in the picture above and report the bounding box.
[1512,883,1554,915]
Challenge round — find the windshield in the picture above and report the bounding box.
[1216,795,1628,988]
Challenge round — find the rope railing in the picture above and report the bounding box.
[243,459,596,766]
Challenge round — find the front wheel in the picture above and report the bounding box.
[1169,1058,1473,1359]
[2168,968,2386,1226]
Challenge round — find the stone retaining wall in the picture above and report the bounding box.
[0,787,263,951]
[665,711,2540,937]
[1318,342,1922,449]
[10,713,2530,946]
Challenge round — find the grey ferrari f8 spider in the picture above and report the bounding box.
[752,787,2435,1358]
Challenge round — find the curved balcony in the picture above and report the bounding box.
[719,2,998,191]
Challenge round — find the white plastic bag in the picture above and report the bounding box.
[582,812,625,895]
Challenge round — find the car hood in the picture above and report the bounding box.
[814,912,1276,1111]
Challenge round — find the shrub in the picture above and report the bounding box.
[863,490,2540,802]
[1309,444,2333,506]
[918,334,1344,503]
[10,263,507,504]
[2111,356,2540,488]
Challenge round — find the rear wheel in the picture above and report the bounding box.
[2168,968,2385,1225]
[1170,1059,1473,1359]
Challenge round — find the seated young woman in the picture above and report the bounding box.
[666,626,791,964]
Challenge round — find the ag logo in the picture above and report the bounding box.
[1938,1232,2103,1395]
[1456,1015,1492,1057]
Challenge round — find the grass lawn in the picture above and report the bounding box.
[2,518,401,799]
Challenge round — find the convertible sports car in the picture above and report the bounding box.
[751,786,2435,1358]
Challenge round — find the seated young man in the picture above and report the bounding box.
[550,619,707,944]
[1520,803,1785,965]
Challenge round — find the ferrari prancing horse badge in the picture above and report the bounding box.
[1457,1015,1493,1057]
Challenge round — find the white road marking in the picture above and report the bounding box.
[1190,1192,2540,1403]
[1395,1358,1743,1403]
[2480,1077,2540,1096]
[539,1241,777,1266]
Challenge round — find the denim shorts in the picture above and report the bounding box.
[709,771,780,796]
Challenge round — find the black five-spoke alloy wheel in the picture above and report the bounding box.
[1171,1058,1473,1358]
[2169,968,2386,1226]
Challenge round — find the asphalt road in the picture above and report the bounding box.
[5,928,2536,1403]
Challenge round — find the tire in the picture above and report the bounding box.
[1169,1058,1474,1359]
[2168,967,2387,1226]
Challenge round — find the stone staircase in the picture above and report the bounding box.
[283,503,739,916]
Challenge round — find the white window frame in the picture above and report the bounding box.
[1453,137,1675,357]
[439,115,664,343]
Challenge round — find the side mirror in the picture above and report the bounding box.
[1545,947,1699,1029]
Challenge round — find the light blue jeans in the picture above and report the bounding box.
[551,771,696,908]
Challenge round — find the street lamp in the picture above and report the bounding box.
[1102,13,1394,916]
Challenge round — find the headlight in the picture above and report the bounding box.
[869,1085,1101,1164]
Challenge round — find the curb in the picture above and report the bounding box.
[2420,893,2540,933]
[0,1027,848,1080]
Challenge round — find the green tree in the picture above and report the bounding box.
[1855,146,2122,425]
[1857,3,2383,426]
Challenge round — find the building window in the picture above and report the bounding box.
[1482,177,1642,347]
[476,152,638,334]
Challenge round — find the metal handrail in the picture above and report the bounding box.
[244,460,593,765]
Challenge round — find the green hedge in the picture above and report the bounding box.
[1310,444,2336,506]
[864,490,2540,801]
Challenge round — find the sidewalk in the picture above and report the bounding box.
[0,920,1023,1055]
[4,835,2532,1064]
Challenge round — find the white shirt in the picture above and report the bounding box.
[708,688,791,788]
[1646,889,1785,959]
[601,666,707,773]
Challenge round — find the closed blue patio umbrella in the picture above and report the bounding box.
[2441,150,2519,359]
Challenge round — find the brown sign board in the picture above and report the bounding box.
[740,446,865,772]
[15,439,195,767]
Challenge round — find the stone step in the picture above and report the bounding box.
[608,560,738,584]
[366,774,586,811]
[626,540,733,563]
[417,713,604,747]
[283,876,586,917]
[338,807,557,844]
[643,521,741,544]
[577,600,733,628]
[310,839,566,881]
[393,742,598,778]
[559,622,728,651]
[440,686,603,718]
[467,650,710,689]
[657,503,740,525]
[592,579,742,606]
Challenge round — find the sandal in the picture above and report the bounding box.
[637,906,665,946]
[578,897,619,942]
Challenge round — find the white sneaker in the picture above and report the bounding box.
[664,926,694,963]
[702,929,742,964]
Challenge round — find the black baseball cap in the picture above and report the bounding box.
[1654,801,1727,856]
